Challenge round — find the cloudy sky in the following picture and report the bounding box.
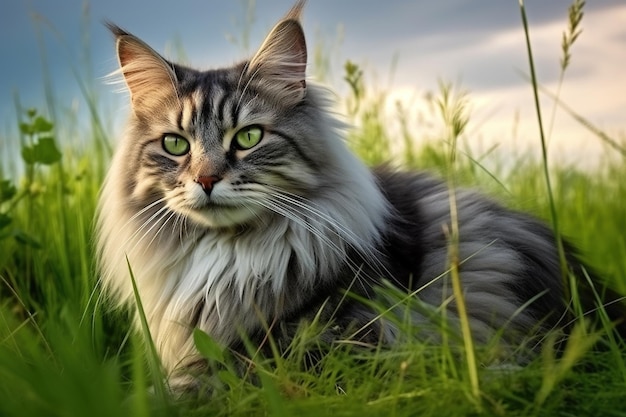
[2,0,625,168]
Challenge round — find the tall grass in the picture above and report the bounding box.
[0,1,625,416]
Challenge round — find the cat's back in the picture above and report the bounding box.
[375,168,561,255]
[372,167,565,339]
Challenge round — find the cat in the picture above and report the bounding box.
[97,1,623,388]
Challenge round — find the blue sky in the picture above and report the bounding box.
[2,0,625,167]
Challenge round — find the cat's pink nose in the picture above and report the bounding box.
[195,175,221,194]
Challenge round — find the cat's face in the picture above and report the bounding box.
[125,66,318,229]
[110,10,328,229]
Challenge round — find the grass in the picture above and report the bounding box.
[1,1,625,416]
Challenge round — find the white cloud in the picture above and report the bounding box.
[369,3,626,169]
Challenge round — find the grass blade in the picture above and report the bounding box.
[518,0,569,299]
[126,256,170,404]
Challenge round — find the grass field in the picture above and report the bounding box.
[1,2,625,416]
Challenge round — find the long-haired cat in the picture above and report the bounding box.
[98,1,623,388]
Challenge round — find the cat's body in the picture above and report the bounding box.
[98,1,621,385]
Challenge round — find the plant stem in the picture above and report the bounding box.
[518,0,569,299]
[438,82,481,405]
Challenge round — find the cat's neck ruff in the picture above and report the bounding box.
[97,109,389,372]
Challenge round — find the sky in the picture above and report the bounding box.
[1,0,625,168]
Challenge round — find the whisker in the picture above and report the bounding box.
[235,65,263,114]
[254,199,343,255]
[254,185,400,291]
[254,197,381,294]
[119,196,168,231]
[146,209,179,250]
[122,205,167,250]
[127,205,172,254]
[266,188,394,279]
[118,200,171,251]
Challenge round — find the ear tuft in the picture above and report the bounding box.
[246,3,308,106]
[284,0,306,21]
[107,23,179,113]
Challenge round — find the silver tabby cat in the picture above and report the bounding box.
[97,1,610,385]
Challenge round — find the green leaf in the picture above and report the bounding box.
[217,370,240,390]
[21,145,34,164]
[13,230,41,249]
[21,137,62,165]
[0,213,11,230]
[19,114,53,136]
[19,122,34,136]
[0,180,17,202]
[193,328,225,364]
[32,116,54,134]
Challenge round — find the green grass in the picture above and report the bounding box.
[1,1,625,416]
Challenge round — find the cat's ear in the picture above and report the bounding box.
[247,1,307,106]
[106,23,179,113]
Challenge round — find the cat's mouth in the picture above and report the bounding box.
[173,183,267,228]
[183,201,263,229]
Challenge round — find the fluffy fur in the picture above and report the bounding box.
[98,1,620,385]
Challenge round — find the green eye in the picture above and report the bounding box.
[162,134,190,156]
[234,125,263,150]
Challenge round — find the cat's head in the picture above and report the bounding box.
[109,1,348,229]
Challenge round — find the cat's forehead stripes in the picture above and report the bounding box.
[178,91,202,132]
[214,90,233,127]
[206,87,229,126]
[175,83,232,136]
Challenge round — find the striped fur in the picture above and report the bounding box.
[98,2,612,386]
